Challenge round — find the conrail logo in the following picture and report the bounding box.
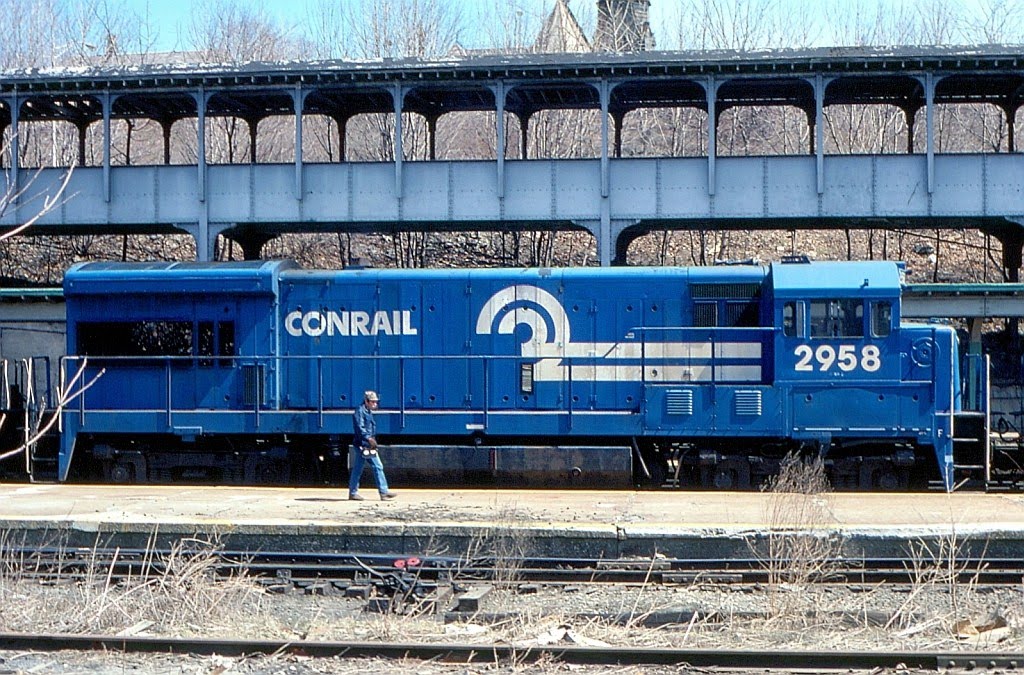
[284,310,418,337]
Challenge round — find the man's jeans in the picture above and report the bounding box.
[349,448,390,494]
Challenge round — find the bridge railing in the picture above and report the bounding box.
[5,153,1021,230]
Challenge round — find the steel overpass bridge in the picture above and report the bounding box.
[2,46,1024,271]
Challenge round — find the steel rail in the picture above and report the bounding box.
[12,549,1024,586]
[0,632,1018,670]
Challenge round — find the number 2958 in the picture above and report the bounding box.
[794,344,881,372]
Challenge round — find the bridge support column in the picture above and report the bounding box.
[7,95,18,210]
[1004,104,1017,153]
[293,86,307,200]
[612,112,623,158]
[706,77,718,196]
[75,122,88,166]
[814,74,824,193]
[612,220,644,266]
[392,84,406,199]
[597,81,613,265]
[426,114,438,161]
[998,227,1024,282]
[245,116,259,164]
[331,114,349,162]
[903,106,918,153]
[519,113,531,160]
[576,219,640,267]
[207,225,276,261]
[193,89,208,203]
[236,233,275,261]
[102,92,113,202]
[994,221,1024,350]
[160,118,173,165]
[491,80,506,198]
[925,73,935,193]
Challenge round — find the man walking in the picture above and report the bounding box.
[349,390,397,501]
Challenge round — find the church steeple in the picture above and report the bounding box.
[535,0,592,53]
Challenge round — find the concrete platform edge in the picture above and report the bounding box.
[1,518,1022,560]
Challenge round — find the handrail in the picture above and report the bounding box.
[59,342,770,420]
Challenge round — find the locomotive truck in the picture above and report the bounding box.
[54,258,995,491]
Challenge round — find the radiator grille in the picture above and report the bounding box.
[665,389,694,416]
[690,283,761,300]
[241,364,265,407]
[734,390,763,416]
[693,303,717,327]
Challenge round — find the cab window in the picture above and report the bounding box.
[872,301,892,337]
[809,299,863,338]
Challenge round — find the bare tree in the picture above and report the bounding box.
[299,0,468,268]
[0,162,75,244]
[683,0,816,51]
[963,0,1024,42]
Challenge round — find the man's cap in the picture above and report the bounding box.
[365,390,379,402]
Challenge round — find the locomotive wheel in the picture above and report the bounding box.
[713,468,736,490]
[109,462,135,483]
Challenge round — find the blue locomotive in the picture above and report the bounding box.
[57,259,988,490]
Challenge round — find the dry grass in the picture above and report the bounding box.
[0,533,267,636]
[0,516,1019,669]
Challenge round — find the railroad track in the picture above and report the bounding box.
[9,548,1024,587]
[0,632,1019,670]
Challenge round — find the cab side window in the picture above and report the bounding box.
[872,301,892,337]
[783,302,797,337]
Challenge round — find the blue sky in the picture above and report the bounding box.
[121,0,670,53]
[121,0,1005,55]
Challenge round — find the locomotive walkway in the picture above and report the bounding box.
[1,484,1023,560]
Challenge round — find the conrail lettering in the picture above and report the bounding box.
[284,310,418,337]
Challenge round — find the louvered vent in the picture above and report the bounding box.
[734,390,763,416]
[690,283,761,300]
[241,364,265,407]
[665,389,694,416]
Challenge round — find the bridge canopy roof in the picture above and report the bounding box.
[1,45,1022,126]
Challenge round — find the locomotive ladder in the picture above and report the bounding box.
[951,355,992,489]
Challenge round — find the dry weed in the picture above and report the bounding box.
[453,503,533,604]
[752,452,845,626]
[886,531,989,639]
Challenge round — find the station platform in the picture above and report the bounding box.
[1,484,1023,559]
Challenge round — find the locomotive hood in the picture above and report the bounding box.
[63,259,297,295]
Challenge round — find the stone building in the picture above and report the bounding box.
[593,0,656,52]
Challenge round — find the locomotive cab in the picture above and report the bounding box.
[770,260,956,489]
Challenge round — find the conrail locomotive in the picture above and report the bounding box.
[51,258,999,491]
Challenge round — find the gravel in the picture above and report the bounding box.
[1,564,1021,674]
